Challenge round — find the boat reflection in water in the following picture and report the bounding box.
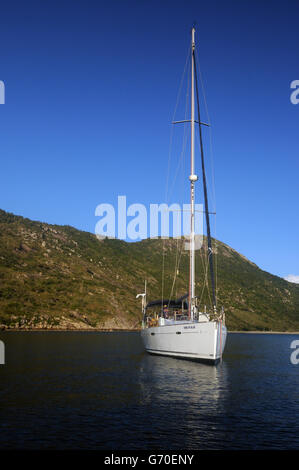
[138,354,227,403]
[137,352,229,447]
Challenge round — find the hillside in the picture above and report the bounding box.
[0,209,298,331]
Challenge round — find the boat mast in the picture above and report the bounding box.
[189,27,198,321]
[193,38,217,310]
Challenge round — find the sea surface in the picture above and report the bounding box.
[0,331,298,450]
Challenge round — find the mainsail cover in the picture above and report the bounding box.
[146,293,188,310]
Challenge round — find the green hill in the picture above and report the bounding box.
[0,209,298,331]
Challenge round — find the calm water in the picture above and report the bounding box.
[0,331,298,450]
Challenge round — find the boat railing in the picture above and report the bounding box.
[143,306,225,328]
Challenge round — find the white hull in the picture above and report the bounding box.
[141,321,227,365]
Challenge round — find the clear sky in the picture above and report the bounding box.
[0,0,298,280]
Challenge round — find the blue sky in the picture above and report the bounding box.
[0,0,298,280]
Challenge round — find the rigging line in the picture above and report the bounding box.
[165,46,191,204]
[198,247,210,306]
[165,55,190,307]
[195,128,217,305]
[167,125,188,203]
[167,239,179,308]
[167,237,183,309]
[199,235,211,308]
[215,215,218,305]
[176,239,185,299]
[195,48,218,306]
[173,117,188,303]
[162,47,190,310]
[198,237,212,309]
[206,243,213,307]
[161,240,166,311]
[176,237,184,276]
[193,80,215,219]
[194,48,216,211]
[199,238,208,299]
[193,49,217,309]
[167,57,191,203]
[167,76,190,202]
[166,211,186,306]
[195,131,212,202]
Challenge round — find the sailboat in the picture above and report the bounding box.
[137,27,227,365]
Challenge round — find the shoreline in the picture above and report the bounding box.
[0,328,140,332]
[0,328,299,334]
[228,330,299,334]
